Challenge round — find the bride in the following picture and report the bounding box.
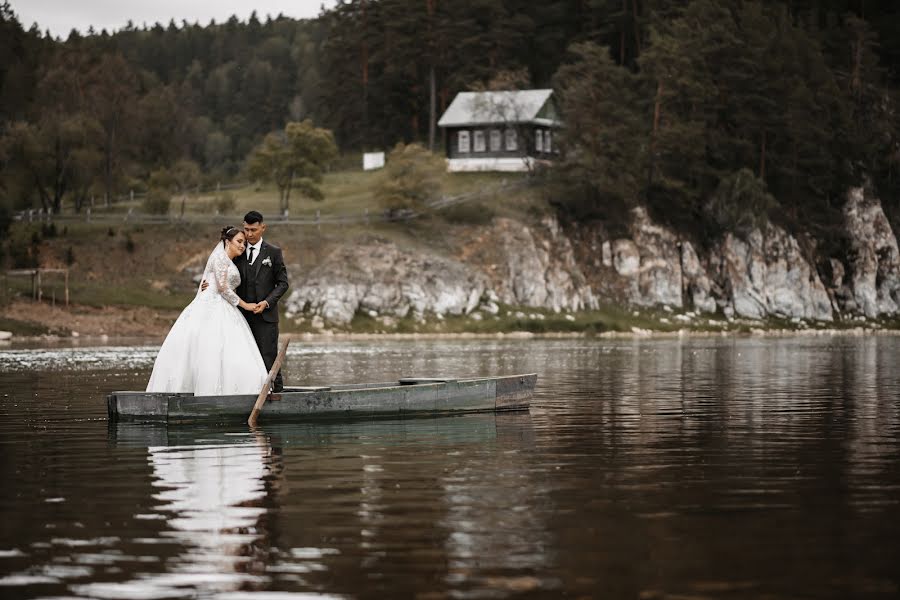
[146,226,268,395]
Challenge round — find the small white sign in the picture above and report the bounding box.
[363,152,385,171]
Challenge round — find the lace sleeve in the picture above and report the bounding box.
[211,248,241,307]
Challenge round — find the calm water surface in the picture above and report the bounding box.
[1,336,899,599]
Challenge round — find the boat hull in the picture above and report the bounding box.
[108,374,536,424]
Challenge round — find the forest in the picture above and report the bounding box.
[1,0,899,245]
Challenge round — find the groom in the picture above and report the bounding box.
[205,210,290,392]
[237,210,289,392]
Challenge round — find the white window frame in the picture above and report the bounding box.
[473,130,486,152]
[489,129,502,152]
[504,128,518,151]
[535,129,543,152]
[457,130,470,153]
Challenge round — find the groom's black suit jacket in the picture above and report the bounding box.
[233,240,289,323]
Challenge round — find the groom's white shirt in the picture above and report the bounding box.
[246,239,262,264]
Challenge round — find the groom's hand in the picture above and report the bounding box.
[253,300,269,314]
[200,279,209,292]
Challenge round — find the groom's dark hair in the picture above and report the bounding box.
[244,210,264,224]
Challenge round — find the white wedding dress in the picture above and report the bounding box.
[146,244,268,395]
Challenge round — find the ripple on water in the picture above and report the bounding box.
[0,336,899,600]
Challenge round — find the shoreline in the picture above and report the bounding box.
[3,299,899,345]
[2,326,899,347]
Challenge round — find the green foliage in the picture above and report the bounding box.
[148,166,175,191]
[554,42,646,213]
[246,120,338,215]
[549,0,897,243]
[705,169,777,238]
[0,0,899,250]
[141,188,171,215]
[170,159,202,193]
[0,203,12,238]
[0,316,53,336]
[441,201,496,225]
[375,143,444,213]
[7,225,40,268]
[213,191,236,214]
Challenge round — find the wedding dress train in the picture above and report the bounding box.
[146,244,268,395]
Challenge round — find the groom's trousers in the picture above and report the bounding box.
[246,313,283,392]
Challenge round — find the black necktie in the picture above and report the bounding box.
[247,247,255,264]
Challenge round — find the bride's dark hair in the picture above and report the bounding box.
[220,226,242,248]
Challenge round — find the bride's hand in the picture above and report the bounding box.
[242,301,258,312]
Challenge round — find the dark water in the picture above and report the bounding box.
[1,336,899,599]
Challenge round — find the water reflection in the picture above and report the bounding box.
[95,415,536,599]
[2,336,900,599]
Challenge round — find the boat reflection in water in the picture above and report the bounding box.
[105,413,536,597]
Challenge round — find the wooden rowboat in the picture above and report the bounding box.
[107,373,537,425]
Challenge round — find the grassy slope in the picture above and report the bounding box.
[5,168,896,335]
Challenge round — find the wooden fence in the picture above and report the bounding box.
[5,268,70,307]
[12,179,529,226]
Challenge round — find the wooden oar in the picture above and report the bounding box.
[248,338,290,427]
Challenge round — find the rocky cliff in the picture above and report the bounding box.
[284,186,900,327]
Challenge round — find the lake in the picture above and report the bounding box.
[1,335,899,599]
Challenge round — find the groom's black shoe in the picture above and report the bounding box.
[272,383,284,393]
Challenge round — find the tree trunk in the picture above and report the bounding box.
[632,0,641,58]
[53,137,66,214]
[428,64,436,152]
[283,171,295,215]
[104,128,115,204]
[648,79,663,186]
[361,0,369,149]
[427,0,437,152]
[759,130,766,180]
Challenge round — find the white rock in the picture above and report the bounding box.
[285,240,487,326]
[711,227,833,321]
[481,301,500,315]
[843,186,900,318]
[491,216,597,312]
[601,240,613,267]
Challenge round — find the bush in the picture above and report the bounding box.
[704,169,777,237]
[442,201,496,225]
[142,188,171,215]
[0,204,12,238]
[375,143,444,213]
[213,191,236,214]
[8,226,40,268]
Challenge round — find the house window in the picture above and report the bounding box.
[473,130,486,152]
[545,130,552,153]
[458,130,470,153]
[489,129,502,152]
[505,128,518,151]
[535,129,543,152]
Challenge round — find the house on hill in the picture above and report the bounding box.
[437,89,562,172]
